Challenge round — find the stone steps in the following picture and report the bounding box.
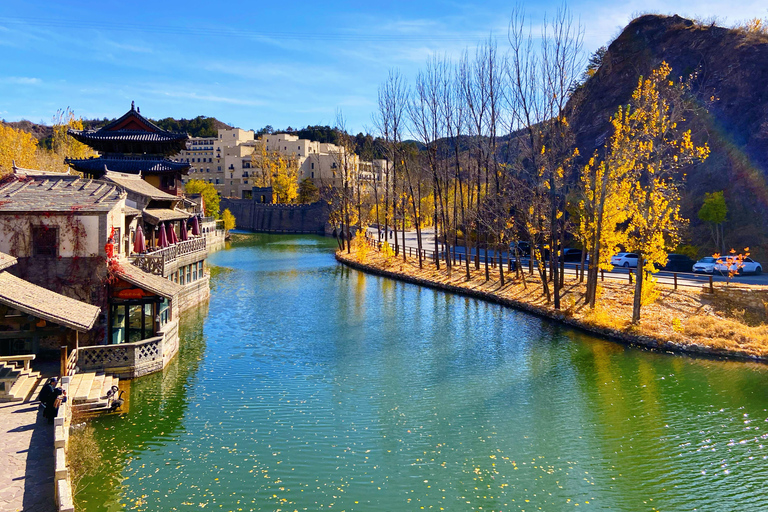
[0,362,42,402]
[70,372,120,413]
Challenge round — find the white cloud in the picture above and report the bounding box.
[2,76,41,85]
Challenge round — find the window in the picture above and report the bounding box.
[311,162,314,169]
[198,261,204,277]
[32,226,58,256]
[109,300,156,344]
[311,172,314,179]
[180,268,186,285]
[218,166,222,171]
[192,263,198,281]
[158,298,170,326]
[186,265,192,283]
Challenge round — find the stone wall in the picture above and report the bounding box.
[177,273,211,313]
[222,198,330,235]
[712,286,768,318]
[78,319,179,379]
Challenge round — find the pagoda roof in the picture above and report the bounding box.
[68,103,188,145]
[65,156,190,176]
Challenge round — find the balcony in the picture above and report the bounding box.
[131,237,207,277]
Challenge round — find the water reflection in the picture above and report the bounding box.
[78,233,768,511]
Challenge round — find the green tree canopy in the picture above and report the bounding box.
[698,190,727,225]
[185,180,220,218]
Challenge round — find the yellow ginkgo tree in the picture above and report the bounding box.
[623,62,710,323]
[0,124,39,175]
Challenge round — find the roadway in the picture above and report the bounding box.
[367,227,768,288]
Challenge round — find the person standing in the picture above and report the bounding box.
[39,377,65,424]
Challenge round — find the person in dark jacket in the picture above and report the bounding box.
[38,377,64,424]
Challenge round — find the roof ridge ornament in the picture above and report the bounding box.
[131,100,135,111]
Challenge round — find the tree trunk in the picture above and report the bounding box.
[632,255,644,323]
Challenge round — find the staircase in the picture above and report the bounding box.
[68,372,121,413]
[0,361,42,402]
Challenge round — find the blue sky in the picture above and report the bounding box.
[1,0,766,134]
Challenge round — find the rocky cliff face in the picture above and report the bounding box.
[570,14,768,257]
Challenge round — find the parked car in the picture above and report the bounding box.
[510,241,531,256]
[662,254,696,273]
[562,248,587,263]
[692,256,718,274]
[611,252,639,268]
[714,256,763,275]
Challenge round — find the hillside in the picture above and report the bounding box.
[569,14,768,257]
[2,115,232,144]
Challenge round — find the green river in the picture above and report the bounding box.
[77,233,768,511]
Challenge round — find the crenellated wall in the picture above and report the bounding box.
[221,198,331,235]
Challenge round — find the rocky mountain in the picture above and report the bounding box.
[569,14,768,257]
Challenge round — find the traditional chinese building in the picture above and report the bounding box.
[65,102,191,196]
[0,166,208,378]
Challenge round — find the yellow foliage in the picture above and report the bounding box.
[0,124,38,174]
[222,209,236,231]
[251,140,299,203]
[354,229,370,262]
[381,241,395,267]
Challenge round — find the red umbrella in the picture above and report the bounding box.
[180,219,189,241]
[191,216,200,236]
[167,222,179,245]
[158,223,169,248]
[133,225,146,254]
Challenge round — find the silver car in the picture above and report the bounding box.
[692,256,717,274]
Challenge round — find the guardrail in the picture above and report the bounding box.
[364,235,719,292]
[132,236,207,276]
[0,354,35,371]
[59,347,77,377]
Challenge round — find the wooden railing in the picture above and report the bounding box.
[59,346,77,377]
[364,234,718,293]
[0,354,35,371]
[132,236,207,276]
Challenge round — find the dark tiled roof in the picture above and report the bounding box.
[0,251,17,272]
[0,271,101,332]
[68,130,188,144]
[103,171,180,201]
[118,263,181,299]
[65,157,190,175]
[0,173,125,213]
[68,107,188,144]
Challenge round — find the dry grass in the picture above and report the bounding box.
[342,244,768,360]
[68,421,101,497]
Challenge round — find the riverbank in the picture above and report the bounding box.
[337,244,768,362]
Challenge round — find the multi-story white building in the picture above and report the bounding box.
[178,129,386,199]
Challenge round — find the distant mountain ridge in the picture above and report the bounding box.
[2,115,232,143]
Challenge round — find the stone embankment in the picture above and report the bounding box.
[336,249,768,363]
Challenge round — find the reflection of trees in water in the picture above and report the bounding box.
[74,303,208,511]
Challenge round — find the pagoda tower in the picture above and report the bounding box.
[66,102,191,196]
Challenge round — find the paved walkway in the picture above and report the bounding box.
[0,400,55,512]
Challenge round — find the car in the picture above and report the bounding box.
[611,252,638,268]
[510,241,530,256]
[692,256,718,274]
[714,256,763,275]
[562,248,588,263]
[662,254,696,273]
